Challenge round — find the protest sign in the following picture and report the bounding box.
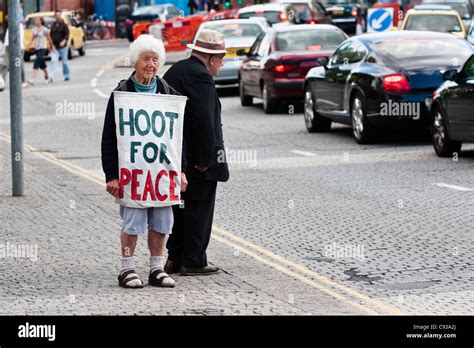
[114,91,187,208]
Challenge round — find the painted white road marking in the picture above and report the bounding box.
[91,53,128,99]
[93,88,109,99]
[432,183,474,191]
[291,150,317,157]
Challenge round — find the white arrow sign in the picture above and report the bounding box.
[371,12,390,30]
[367,8,394,32]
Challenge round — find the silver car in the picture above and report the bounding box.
[191,18,269,85]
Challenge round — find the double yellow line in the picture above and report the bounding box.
[0,131,407,315]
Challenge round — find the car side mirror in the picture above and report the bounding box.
[442,69,458,81]
[316,56,329,67]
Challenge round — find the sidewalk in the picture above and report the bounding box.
[0,136,364,315]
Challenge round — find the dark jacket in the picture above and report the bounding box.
[50,20,69,48]
[101,73,185,183]
[163,56,229,183]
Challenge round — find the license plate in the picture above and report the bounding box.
[226,47,249,58]
[328,7,345,15]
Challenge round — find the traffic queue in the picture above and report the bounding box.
[134,0,473,157]
[21,0,474,156]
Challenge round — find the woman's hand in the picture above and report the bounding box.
[106,179,120,198]
[181,172,188,192]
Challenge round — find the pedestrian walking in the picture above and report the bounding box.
[0,18,26,91]
[26,17,54,86]
[101,34,188,289]
[48,10,70,83]
[163,29,229,276]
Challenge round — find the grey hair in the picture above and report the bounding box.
[129,34,166,67]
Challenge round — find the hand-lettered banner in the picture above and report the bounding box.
[114,91,187,208]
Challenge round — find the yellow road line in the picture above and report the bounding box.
[213,226,407,315]
[212,234,378,315]
[0,131,407,315]
[0,132,104,186]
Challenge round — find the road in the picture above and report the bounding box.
[0,39,473,315]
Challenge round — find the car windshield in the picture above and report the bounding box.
[288,4,312,21]
[26,16,56,29]
[239,11,282,24]
[209,23,264,38]
[276,29,347,51]
[423,2,471,19]
[374,39,471,67]
[404,14,463,32]
[132,6,164,15]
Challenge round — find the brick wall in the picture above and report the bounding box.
[43,0,94,17]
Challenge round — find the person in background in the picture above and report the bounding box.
[18,3,24,24]
[48,10,70,83]
[26,17,54,86]
[0,17,27,92]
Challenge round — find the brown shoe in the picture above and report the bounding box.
[164,259,180,274]
[179,265,219,276]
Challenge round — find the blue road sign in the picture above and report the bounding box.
[367,8,394,32]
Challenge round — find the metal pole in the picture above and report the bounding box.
[7,0,24,196]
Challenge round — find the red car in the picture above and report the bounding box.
[238,24,348,113]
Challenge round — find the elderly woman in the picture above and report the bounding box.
[101,34,187,289]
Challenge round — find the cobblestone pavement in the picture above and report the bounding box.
[0,141,363,315]
[0,39,472,315]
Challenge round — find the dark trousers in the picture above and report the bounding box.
[167,177,217,269]
[33,49,48,70]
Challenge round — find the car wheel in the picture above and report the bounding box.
[431,106,461,157]
[262,83,277,114]
[239,80,253,106]
[351,93,373,144]
[78,38,86,56]
[304,86,331,132]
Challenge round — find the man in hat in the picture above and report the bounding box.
[163,29,229,276]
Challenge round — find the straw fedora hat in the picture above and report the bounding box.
[187,29,227,55]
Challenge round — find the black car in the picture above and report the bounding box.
[430,54,474,157]
[303,31,473,144]
[322,0,374,34]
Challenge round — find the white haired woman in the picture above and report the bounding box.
[101,34,188,289]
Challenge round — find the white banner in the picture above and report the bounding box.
[113,91,187,208]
